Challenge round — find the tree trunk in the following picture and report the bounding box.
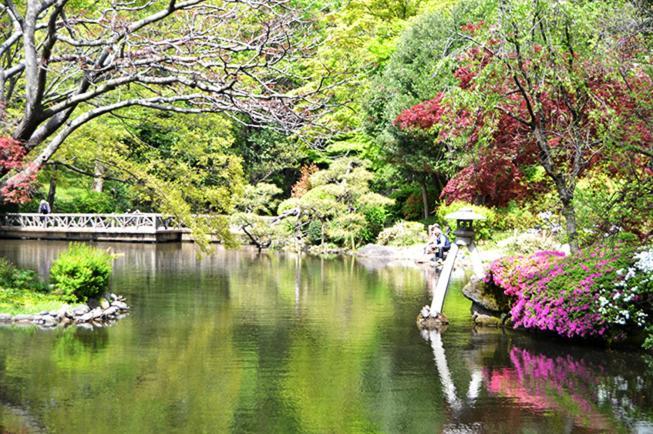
[92,161,105,193]
[47,172,56,207]
[420,182,429,220]
[561,198,579,254]
[532,127,581,254]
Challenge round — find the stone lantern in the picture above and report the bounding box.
[418,208,486,328]
[445,208,485,277]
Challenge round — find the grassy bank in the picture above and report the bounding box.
[1,244,115,318]
[0,258,68,316]
[0,287,67,315]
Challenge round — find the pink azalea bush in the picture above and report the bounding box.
[485,245,653,345]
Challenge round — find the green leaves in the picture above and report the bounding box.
[0,258,46,293]
[50,244,114,302]
[377,220,428,246]
[277,157,393,249]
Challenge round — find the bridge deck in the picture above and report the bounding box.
[0,213,184,243]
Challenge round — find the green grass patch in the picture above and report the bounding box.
[0,286,68,315]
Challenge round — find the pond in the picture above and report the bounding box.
[0,240,652,433]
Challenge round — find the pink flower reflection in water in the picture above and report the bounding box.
[484,347,614,431]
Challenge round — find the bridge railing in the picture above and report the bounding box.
[0,213,180,232]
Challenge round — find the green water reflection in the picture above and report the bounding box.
[0,241,652,433]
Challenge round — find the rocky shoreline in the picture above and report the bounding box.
[0,293,130,330]
[461,277,511,327]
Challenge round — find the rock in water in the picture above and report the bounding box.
[416,310,449,330]
[462,276,510,313]
[113,301,129,311]
[99,297,111,310]
[90,307,104,320]
[56,305,70,320]
[72,305,90,316]
[470,302,505,327]
[103,306,119,318]
[42,316,57,327]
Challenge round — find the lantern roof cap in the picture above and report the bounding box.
[445,208,486,221]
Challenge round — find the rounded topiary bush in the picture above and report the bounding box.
[50,243,113,302]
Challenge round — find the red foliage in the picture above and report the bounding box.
[0,169,37,204]
[440,110,543,206]
[452,46,493,89]
[460,21,484,34]
[454,67,475,89]
[291,164,319,198]
[0,137,26,171]
[393,93,445,130]
[394,29,653,207]
[0,137,37,204]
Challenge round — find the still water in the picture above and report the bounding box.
[0,240,652,434]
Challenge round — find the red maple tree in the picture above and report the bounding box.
[394,5,653,251]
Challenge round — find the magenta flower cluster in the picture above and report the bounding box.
[485,247,624,339]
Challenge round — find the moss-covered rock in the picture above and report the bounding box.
[462,276,511,313]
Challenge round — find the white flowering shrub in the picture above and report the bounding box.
[598,247,653,347]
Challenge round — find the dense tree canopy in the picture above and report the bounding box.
[394,0,653,251]
[0,0,651,249]
[0,0,318,206]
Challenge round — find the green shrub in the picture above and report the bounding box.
[572,173,653,247]
[306,220,324,245]
[50,244,113,302]
[55,189,118,213]
[0,258,47,292]
[361,206,388,243]
[501,231,562,256]
[377,221,427,246]
[494,201,540,231]
[436,201,496,240]
[387,185,424,221]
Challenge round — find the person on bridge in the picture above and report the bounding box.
[38,199,51,215]
[39,199,51,226]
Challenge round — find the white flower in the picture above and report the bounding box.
[634,249,653,273]
[624,268,636,281]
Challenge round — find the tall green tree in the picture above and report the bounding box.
[362,0,492,218]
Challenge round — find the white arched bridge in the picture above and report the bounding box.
[0,213,187,242]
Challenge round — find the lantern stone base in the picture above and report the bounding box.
[416,305,449,329]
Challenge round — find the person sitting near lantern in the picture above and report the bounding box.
[425,224,451,262]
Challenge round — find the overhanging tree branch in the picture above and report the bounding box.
[1,0,324,197]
